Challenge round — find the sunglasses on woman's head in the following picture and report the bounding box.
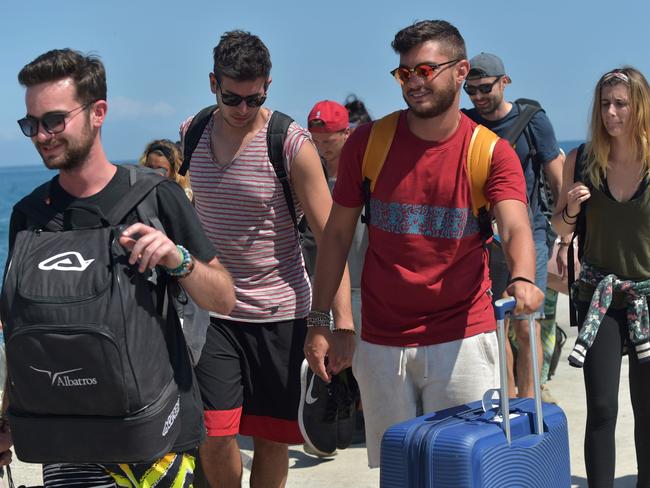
[218,87,267,108]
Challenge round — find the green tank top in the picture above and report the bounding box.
[578,179,650,306]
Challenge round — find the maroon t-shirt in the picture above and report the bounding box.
[333,111,526,347]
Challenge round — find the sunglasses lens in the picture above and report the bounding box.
[246,95,266,108]
[464,85,477,96]
[414,65,435,80]
[18,117,37,137]
[41,113,66,134]
[221,93,242,106]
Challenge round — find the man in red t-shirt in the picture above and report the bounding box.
[303,19,544,467]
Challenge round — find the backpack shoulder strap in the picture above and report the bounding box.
[568,143,587,327]
[105,165,167,225]
[361,111,401,192]
[360,111,401,225]
[179,105,218,176]
[266,111,297,228]
[466,124,499,217]
[501,100,543,146]
[14,179,64,231]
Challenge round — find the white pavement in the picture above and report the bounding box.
[7,295,640,487]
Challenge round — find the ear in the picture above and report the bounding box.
[265,77,273,91]
[209,73,218,94]
[90,100,108,128]
[456,59,470,81]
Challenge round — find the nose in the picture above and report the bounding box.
[35,123,54,142]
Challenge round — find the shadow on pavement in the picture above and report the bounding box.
[572,475,637,487]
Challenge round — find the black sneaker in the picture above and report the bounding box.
[298,359,337,456]
[333,368,358,449]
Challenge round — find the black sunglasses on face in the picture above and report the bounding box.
[463,76,503,96]
[218,86,267,108]
[17,102,94,137]
[390,59,462,85]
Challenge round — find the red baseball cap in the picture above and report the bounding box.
[307,100,349,133]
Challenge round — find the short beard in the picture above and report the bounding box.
[404,80,457,119]
[38,122,96,171]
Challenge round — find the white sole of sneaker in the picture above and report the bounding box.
[297,359,336,457]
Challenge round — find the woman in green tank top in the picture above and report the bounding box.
[551,67,650,487]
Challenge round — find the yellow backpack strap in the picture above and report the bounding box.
[360,111,401,225]
[361,111,401,191]
[466,124,499,218]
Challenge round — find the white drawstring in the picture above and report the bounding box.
[423,348,429,379]
[398,348,407,378]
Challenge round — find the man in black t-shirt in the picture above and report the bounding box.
[2,48,235,487]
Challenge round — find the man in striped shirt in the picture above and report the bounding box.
[182,31,354,487]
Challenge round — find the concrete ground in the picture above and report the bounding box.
[6,295,639,487]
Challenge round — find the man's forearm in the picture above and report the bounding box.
[501,224,536,280]
[181,258,235,314]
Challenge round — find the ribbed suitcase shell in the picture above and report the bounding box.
[381,399,570,487]
[381,299,571,487]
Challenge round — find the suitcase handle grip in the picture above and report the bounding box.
[494,297,544,444]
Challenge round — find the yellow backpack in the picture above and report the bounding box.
[360,110,499,239]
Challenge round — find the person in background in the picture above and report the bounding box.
[344,94,372,129]
[140,139,193,201]
[551,66,650,487]
[464,53,564,399]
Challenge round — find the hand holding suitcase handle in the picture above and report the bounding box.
[493,297,544,445]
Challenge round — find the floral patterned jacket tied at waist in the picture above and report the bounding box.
[569,262,650,367]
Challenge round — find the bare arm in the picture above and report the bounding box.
[492,199,544,314]
[290,141,357,379]
[549,148,591,238]
[119,224,235,314]
[305,202,361,381]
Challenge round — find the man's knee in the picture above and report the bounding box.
[514,319,540,345]
[252,436,288,455]
[201,434,239,456]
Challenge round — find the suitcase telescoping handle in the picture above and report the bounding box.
[494,297,544,444]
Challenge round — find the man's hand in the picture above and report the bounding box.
[327,331,355,376]
[303,328,332,383]
[119,223,182,273]
[506,281,545,315]
[0,420,13,466]
[556,244,570,281]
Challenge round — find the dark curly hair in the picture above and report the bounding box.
[213,30,272,84]
[392,20,466,61]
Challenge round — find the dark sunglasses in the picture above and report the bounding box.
[218,86,267,108]
[17,102,94,137]
[463,76,503,96]
[390,59,462,85]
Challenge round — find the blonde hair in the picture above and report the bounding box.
[584,66,650,187]
[138,139,193,200]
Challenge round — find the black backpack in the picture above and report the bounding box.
[0,166,183,463]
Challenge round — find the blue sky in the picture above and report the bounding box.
[1,0,648,167]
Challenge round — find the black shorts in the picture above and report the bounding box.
[194,317,307,444]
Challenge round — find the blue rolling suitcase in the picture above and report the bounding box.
[380,298,571,487]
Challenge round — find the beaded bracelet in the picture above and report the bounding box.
[332,328,356,336]
[166,245,195,278]
[307,310,332,328]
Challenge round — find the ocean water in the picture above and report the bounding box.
[0,141,582,271]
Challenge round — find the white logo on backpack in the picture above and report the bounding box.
[29,366,98,387]
[162,398,180,436]
[38,252,95,271]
